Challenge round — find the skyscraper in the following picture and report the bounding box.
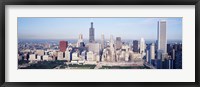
[146,50,151,64]
[133,40,139,52]
[150,43,155,60]
[110,35,116,62]
[157,20,167,53]
[116,37,122,50]
[77,34,83,47]
[88,43,101,54]
[157,20,168,62]
[59,41,68,52]
[172,49,175,60]
[89,22,95,43]
[140,38,146,54]
[101,34,105,49]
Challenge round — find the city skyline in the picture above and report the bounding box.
[18,18,182,69]
[18,18,182,40]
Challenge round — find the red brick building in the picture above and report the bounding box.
[59,41,68,52]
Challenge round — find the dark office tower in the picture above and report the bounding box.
[133,40,139,52]
[59,41,68,52]
[116,37,122,50]
[89,22,95,43]
[80,42,85,47]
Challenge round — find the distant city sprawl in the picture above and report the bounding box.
[18,18,182,69]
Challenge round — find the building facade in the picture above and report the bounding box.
[133,40,139,52]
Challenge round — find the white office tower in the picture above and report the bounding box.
[125,52,129,62]
[57,51,64,60]
[102,49,108,62]
[101,34,105,49]
[43,55,49,61]
[110,35,115,49]
[140,38,146,54]
[88,43,101,54]
[119,51,125,61]
[157,20,168,61]
[110,35,116,62]
[65,50,71,61]
[29,54,36,61]
[150,43,155,60]
[116,50,121,62]
[77,34,83,47]
[72,52,79,61]
[87,51,94,61]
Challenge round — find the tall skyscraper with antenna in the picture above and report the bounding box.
[89,22,95,43]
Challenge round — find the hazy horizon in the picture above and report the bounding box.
[18,17,182,40]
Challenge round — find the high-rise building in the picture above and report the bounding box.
[116,37,122,50]
[150,43,155,60]
[125,52,129,62]
[65,50,71,61]
[146,50,151,64]
[89,22,95,43]
[172,49,175,60]
[110,35,116,62]
[110,35,115,49]
[59,41,68,52]
[140,38,146,54]
[88,43,101,54]
[157,20,167,53]
[77,34,83,47]
[101,34,105,49]
[133,40,139,52]
[157,20,168,62]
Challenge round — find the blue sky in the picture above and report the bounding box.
[18,17,182,41]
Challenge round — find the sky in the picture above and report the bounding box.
[18,17,182,41]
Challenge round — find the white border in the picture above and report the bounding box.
[5,5,195,82]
